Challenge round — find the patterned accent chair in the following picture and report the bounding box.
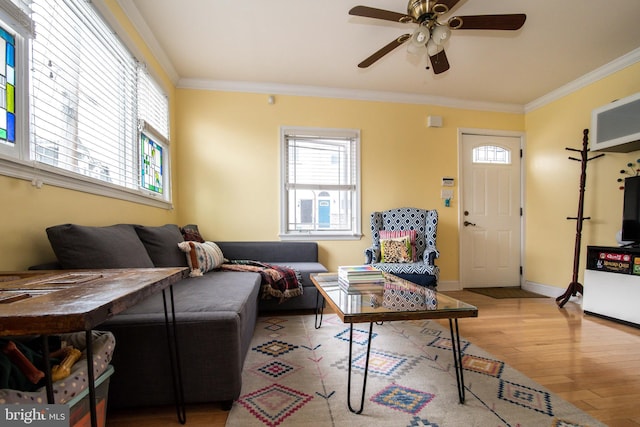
[364,207,439,287]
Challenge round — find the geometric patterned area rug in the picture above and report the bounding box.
[225,315,605,427]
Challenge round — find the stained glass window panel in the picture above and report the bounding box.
[0,24,15,144]
[141,132,164,194]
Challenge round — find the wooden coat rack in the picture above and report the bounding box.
[556,129,605,308]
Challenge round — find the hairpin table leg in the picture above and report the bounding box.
[40,335,54,404]
[163,286,186,424]
[347,322,373,414]
[449,318,466,403]
[315,292,324,329]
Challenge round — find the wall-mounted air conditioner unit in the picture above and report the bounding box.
[591,92,640,152]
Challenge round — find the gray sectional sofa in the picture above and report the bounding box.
[39,223,327,409]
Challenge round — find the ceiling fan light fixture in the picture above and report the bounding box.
[431,24,451,44]
[410,26,430,45]
[426,38,443,56]
[349,2,526,75]
[407,26,429,55]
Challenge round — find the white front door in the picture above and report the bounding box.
[459,133,523,288]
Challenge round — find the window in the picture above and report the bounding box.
[280,127,361,239]
[0,0,171,208]
[472,145,511,164]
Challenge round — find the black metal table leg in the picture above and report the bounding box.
[347,322,373,414]
[314,291,324,329]
[43,333,99,427]
[448,318,466,403]
[163,286,186,424]
[40,335,54,404]
[85,330,98,427]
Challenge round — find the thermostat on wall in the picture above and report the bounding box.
[442,177,454,187]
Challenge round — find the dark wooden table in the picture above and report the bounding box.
[0,268,188,426]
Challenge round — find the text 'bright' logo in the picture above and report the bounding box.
[1,405,68,426]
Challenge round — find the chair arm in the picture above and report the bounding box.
[422,246,440,265]
[364,246,380,264]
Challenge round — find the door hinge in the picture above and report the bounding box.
[520,207,523,216]
[520,266,523,275]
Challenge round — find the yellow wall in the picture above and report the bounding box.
[524,63,640,289]
[0,0,178,271]
[175,89,523,275]
[0,177,178,269]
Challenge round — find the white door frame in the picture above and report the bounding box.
[457,128,526,290]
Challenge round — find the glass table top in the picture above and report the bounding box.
[311,272,478,323]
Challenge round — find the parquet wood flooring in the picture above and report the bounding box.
[106,291,640,426]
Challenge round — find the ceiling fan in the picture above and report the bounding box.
[349,0,526,74]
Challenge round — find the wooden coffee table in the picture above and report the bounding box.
[0,268,188,426]
[311,272,478,414]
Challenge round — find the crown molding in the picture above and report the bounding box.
[525,47,640,113]
[177,78,525,114]
[114,0,179,84]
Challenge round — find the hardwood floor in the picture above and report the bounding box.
[106,291,640,426]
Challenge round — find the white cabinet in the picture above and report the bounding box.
[583,246,640,326]
[584,270,640,325]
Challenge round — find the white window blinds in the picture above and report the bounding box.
[138,67,169,140]
[31,0,138,187]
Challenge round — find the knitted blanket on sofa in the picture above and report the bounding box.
[220,260,303,303]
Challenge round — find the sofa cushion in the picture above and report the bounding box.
[180,224,205,243]
[215,241,318,263]
[269,261,328,288]
[46,224,154,269]
[109,271,261,318]
[178,241,225,277]
[135,224,188,267]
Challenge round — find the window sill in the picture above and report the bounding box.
[279,232,363,241]
[0,158,173,210]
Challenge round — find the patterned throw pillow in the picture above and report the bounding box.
[180,224,205,243]
[380,236,412,263]
[178,241,224,277]
[379,229,417,262]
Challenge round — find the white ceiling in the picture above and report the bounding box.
[123,0,640,111]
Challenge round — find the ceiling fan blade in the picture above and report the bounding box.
[433,0,461,14]
[349,5,414,23]
[429,49,450,74]
[358,34,411,68]
[449,14,526,30]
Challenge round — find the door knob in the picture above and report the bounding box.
[463,221,476,227]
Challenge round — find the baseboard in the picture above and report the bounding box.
[523,281,578,301]
[437,280,460,292]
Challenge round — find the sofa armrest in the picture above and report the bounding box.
[364,246,380,264]
[422,246,440,265]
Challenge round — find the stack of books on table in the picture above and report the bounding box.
[337,265,385,293]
